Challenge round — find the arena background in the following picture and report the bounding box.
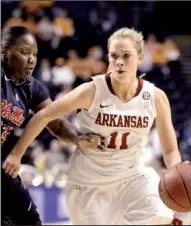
[1,1,191,224]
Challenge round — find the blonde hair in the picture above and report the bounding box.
[108,27,145,56]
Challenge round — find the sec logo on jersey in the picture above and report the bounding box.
[142,92,150,100]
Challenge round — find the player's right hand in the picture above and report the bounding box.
[2,153,21,178]
[77,134,107,151]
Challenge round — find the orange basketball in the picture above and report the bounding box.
[159,162,191,212]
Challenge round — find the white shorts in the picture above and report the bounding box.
[65,167,174,225]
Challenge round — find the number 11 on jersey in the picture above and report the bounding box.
[108,132,130,149]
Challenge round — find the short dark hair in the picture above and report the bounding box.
[1,25,35,49]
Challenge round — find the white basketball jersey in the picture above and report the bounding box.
[67,74,157,186]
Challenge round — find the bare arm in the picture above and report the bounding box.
[47,118,79,145]
[36,99,106,150]
[11,81,96,158]
[34,98,79,145]
[155,88,182,168]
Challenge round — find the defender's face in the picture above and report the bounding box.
[108,37,141,83]
[7,34,38,79]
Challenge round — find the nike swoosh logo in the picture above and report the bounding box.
[100,104,112,108]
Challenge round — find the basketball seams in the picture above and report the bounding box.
[163,173,188,209]
[159,164,191,212]
[159,179,173,208]
[176,164,191,206]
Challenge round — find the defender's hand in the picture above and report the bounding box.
[2,153,21,178]
[77,134,107,151]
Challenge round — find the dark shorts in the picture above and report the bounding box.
[2,167,41,225]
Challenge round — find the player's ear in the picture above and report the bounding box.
[138,54,143,65]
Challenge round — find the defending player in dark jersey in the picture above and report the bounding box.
[1,26,105,225]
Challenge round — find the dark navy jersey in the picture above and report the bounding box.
[1,67,49,160]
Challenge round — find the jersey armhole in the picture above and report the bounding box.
[88,76,101,113]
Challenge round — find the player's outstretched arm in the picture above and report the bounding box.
[35,98,105,149]
[2,82,96,176]
[155,88,182,168]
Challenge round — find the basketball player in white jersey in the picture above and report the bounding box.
[5,28,185,225]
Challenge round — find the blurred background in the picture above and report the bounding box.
[2,1,191,224]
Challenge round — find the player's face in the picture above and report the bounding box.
[8,34,38,79]
[108,37,142,83]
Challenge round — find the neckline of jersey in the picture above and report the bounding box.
[2,66,31,86]
[104,73,143,103]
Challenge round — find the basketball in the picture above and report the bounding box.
[159,162,191,212]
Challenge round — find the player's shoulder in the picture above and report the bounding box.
[28,76,43,86]
[155,87,168,99]
[82,74,107,93]
[28,76,48,91]
[78,80,96,94]
[91,73,106,81]
[142,79,167,99]
[28,76,50,99]
[154,87,169,106]
[142,78,155,87]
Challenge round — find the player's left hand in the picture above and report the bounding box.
[2,153,21,178]
[77,134,107,151]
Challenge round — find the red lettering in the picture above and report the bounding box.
[108,132,131,150]
[107,132,118,149]
[95,112,102,125]
[117,115,124,127]
[109,114,117,127]
[124,116,130,127]
[8,107,24,126]
[131,116,136,128]
[102,114,110,126]
[1,99,7,109]
[1,124,13,143]
[137,116,142,128]
[95,114,149,128]
[120,132,130,149]
[1,100,12,118]
[143,116,149,128]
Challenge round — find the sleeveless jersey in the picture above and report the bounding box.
[67,74,157,186]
